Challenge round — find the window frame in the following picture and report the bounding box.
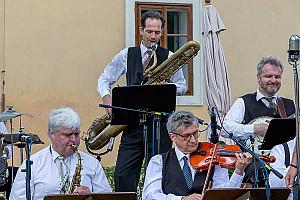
[136,4,194,95]
[126,0,203,105]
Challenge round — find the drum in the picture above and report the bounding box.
[0,157,7,186]
[0,167,18,200]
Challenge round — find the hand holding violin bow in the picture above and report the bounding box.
[234,152,253,175]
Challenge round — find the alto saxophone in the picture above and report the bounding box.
[67,144,82,194]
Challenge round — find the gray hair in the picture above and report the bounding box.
[166,110,198,133]
[48,107,80,137]
[257,55,283,75]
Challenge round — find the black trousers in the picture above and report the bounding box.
[114,121,172,192]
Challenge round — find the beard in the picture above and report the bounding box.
[265,84,280,96]
[258,79,281,96]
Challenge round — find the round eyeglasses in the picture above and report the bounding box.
[172,130,200,141]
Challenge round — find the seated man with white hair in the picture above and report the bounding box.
[10,107,112,200]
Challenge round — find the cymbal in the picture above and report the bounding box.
[0,108,33,122]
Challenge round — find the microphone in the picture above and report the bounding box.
[210,107,219,144]
[196,117,208,125]
[20,135,32,142]
[288,34,300,63]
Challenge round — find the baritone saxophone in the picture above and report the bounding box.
[144,40,200,84]
[85,40,201,152]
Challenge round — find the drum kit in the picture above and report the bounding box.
[0,106,43,199]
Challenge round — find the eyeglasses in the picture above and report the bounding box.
[172,130,200,141]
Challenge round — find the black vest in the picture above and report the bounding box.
[126,46,169,85]
[161,148,213,196]
[241,92,295,124]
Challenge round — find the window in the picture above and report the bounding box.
[126,0,202,105]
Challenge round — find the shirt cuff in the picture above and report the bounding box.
[99,90,111,98]
[244,124,254,135]
[233,124,254,139]
[177,196,184,200]
[230,172,244,186]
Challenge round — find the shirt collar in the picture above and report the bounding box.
[256,89,277,101]
[174,146,190,162]
[50,145,73,162]
[140,41,158,55]
[140,42,148,56]
[50,145,61,162]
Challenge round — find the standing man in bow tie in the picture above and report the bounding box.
[222,55,295,186]
[97,11,186,192]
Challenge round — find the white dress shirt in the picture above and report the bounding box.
[142,146,244,200]
[269,138,295,200]
[0,122,6,134]
[97,43,187,97]
[10,145,112,200]
[0,122,11,158]
[222,90,278,140]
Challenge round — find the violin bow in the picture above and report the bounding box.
[201,143,218,196]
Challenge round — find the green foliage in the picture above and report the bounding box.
[103,165,115,191]
[228,168,235,176]
[103,165,145,200]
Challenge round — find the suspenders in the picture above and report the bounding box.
[282,142,290,168]
[277,97,287,118]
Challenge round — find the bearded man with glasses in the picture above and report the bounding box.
[142,110,252,200]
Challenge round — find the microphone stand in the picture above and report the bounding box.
[20,136,32,200]
[226,132,283,200]
[290,59,300,200]
[250,135,259,188]
[9,118,14,187]
[99,104,170,168]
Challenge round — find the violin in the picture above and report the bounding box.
[190,142,276,171]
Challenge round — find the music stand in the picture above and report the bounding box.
[111,84,176,164]
[44,192,137,200]
[260,118,296,150]
[110,84,176,125]
[202,188,290,200]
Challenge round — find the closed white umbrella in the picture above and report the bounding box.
[203,3,231,117]
[202,3,232,143]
